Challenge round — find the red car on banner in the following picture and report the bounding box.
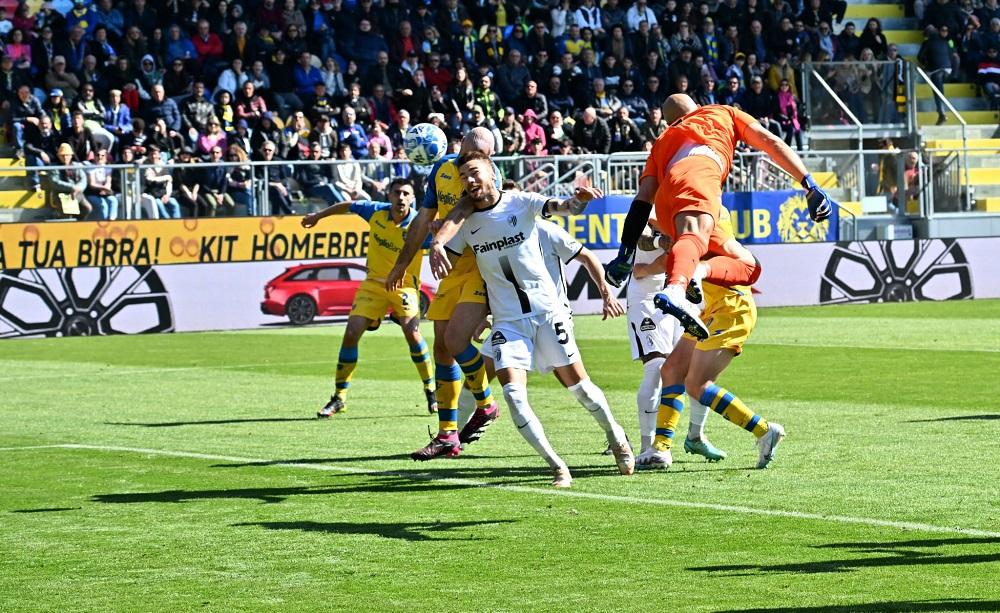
[261,262,435,325]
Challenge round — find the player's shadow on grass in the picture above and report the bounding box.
[907,414,1000,423]
[105,418,319,427]
[11,507,81,513]
[209,452,541,468]
[91,475,481,505]
[232,519,514,542]
[716,598,1000,612]
[690,536,1000,576]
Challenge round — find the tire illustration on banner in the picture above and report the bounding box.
[0,266,174,339]
[819,239,973,304]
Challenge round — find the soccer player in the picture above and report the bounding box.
[431,151,635,487]
[604,94,833,340]
[386,128,502,461]
[636,212,784,470]
[626,227,724,461]
[301,177,436,416]
[457,219,625,439]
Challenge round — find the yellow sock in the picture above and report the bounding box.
[701,384,769,438]
[335,345,358,398]
[409,340,434,391]
[435,363,462,431]
[653,384,685,451]
[455,343,495,409]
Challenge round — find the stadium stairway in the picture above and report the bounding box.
[0,157,46,223]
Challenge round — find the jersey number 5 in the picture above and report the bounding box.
[554,321,569,345]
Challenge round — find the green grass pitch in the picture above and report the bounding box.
[2,300,1000,611]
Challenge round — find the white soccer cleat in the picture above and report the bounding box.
[552,465,573,488]
[608,436,635,475]
[756,422,785,469]
[653,285,710,340]
[636,447,673,470]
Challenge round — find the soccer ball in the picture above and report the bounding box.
[403,123,448,166]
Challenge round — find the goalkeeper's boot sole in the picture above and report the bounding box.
[686,277,704,304]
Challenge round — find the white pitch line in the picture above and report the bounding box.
[752,341,1000,354]
[5,443,997,539]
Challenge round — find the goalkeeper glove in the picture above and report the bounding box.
[605,245,636,288]
[802,174,832,222]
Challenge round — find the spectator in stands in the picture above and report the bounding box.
[193,20,225,78]
[860,18,889,59]
[215,57,248,97]
[143,146,180,218]
[979,46,1000,105]
[722,74,744,105]
[25,115,57,191]
[297,140,338,200]
[573,106,610,154]
[198,145,233,216]
[196,117,227,158]
[640,105,667,142]
[837,21,862,59]
[331,141,370,201]
[608,106,643,152]
[225,144,254,215]
[85,148,118,220]
[546,75,575,116]
[45,56,80,102]
[775,78,803,149]
[259,140,293,215]
[739,75,781,134]
[10,84,43,158]
[172,148,200,217]
[145,83,181,135]
[103,89,133,149]
[74,85,114,149]
[475,74,503,121]
[766,52,799,96]
[268,48,302,118]
[919,24,959,124]
[515,80,548,118]
[628,0,658,31]
[50,142,90,219]
[499,108,527,155]
[65,110,97,162]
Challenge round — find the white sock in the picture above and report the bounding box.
[638,357,665,453]
[687,397,709,441]
[502,383,564,469]
[457,385,477,429]
[567,378,625,442]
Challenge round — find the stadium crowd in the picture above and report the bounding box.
[2,0,997,219]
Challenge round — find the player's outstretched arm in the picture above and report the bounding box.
[742,122,831,222]
[300,201,352,227]
[544,186,604,216]
[605,176,659,288]
[577,247,625,320]
[387,206,436,291]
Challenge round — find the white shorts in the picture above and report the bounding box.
[481,312,578,374]
[627,300,683,361]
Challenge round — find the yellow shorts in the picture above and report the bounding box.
[350,279,419,322]
[425,251,487,321]
[685,284,757,355]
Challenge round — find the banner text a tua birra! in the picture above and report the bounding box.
[0,216,371,269]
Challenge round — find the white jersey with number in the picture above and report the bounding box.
[448,191,567,322]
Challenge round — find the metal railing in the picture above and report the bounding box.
[803,61,910,131]
[913,66,973,212]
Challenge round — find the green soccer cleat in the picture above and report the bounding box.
[684,437,727,462]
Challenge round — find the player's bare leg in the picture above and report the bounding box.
[398,315,437,414]
[686,348,784,469]
[655,211,714,340]
[446,302,501,445]
[411,320,463,460]
[496,366,571,487]
[318,315,371,417]
[553,361,634,476]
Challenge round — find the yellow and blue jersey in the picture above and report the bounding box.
[350,201,430,286]
[422,154,503,278]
